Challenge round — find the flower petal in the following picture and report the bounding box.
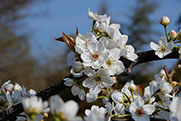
[143,104,155,115]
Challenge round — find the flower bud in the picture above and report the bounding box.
[160,16,170,26]
[136,85,144,96]
[168,30,177,40]
[129,83,136,92]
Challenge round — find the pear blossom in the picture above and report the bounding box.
[0,81,37,107]
[64,78,85,101]
[111,91,126,115]
[22,96,48,114]
[67,51,84,77]
[85,105,107,121]
[50,95,82,121]
[88,8,110,22]
[81,40,108,69]
[83,68,114,89]
[103,48,125,75]
[150,37,174,58]
[149,77,172,106]
[169,96,181,121]
[129,96,155,121]
[86,85,101,103]
[111,81,136,103]
[143,86,155,104]
[154,69,167,81]
[1,80,13,92]
[75,33,97,54]
[116,34,138,61]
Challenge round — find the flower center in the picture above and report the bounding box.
[57,112,68,121]
[105,59,112,67]
[160,45,166,52]
[92,52,100,61]
[94,76,101,82]
[135,108,144,116]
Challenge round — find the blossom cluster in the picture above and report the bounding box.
[0,9,181,121]
[0,80,38,120]
[63,8,137,103]
[150,16,181,58]
[17,69,181,121]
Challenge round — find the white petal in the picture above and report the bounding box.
[81,52,91,62]
[167,41,174,50]
[120,35,128,46]
[132,114,150,121]
[155,52,164,58]
[160,82,172,94]
[78,89,85,101]
[159,37,167,45]
[114,103,125,115]
[130,96,144,113]
[84,68,95,76]
[71,85,79,96]
[143,104,155,115]
[82,78,95,88]
[87,43,97,53]
[50,95,64,114]
[114,60,125,75]
[98,40,105,52]
[109,48,121,60]
[64,78,74,87]
[111,91,123,103]
[150,42,159,51]
[63,100,78,120]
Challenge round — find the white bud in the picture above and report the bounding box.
[129,83,136,91]
[160,16,170,26]
[168,30,177,39]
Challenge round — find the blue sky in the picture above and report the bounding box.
[17,0,181,65]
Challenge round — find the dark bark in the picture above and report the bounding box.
[0,49,179,121]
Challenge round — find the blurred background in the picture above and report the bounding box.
[0,0,181,119]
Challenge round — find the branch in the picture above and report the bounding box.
[0,49,179,121]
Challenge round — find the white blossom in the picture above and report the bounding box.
[86,85,101,103]
[116,35,138,61]
[150,37,174,58]
[103,48,125,75]
[149,76,172,107]
[111,91,125,115]
[67,51,84,77]
[22,96,48,114]
[64,78,85,101]
[88,8,110,22]
[83,68,114,89]
[129,96,155,121]
[81,40,108,69]
[75,33,97,54]
[50,95,82,121]
[85,105,107,121]
[169,96,181,121]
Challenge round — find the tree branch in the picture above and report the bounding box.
[0,49,179,121]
